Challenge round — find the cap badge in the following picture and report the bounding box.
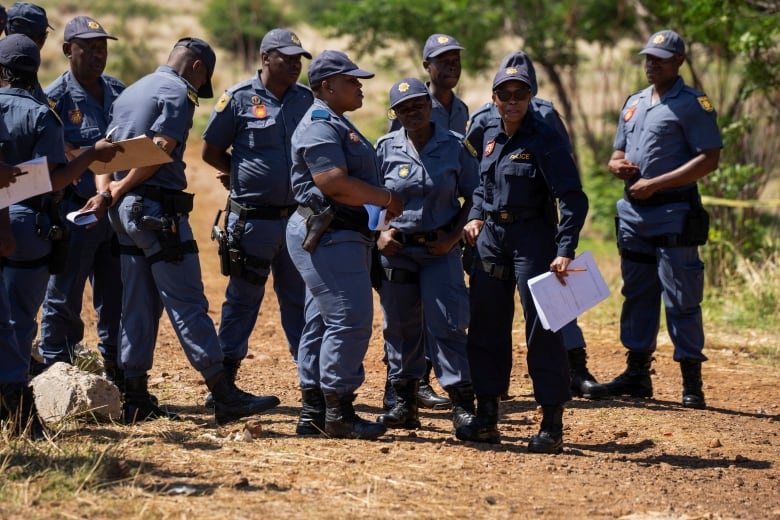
[505,67,518,75]
[653,34,665,44]
[290,34,301,45]
[253,104,267,118]
[398,82,410,93]
[398,164,410,178]
[437,36,450,44]
[87,20,100,30]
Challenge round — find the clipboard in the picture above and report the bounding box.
[71,135,173,175]
[0,157,52,209]
[527,250,610,332]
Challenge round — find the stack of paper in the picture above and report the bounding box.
[527,250,610,332]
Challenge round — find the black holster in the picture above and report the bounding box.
[301,194,335,253]
[37,197,70,274]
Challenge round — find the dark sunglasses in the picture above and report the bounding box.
[494,88,531,102]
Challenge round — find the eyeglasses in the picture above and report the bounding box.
[494,88,531,102]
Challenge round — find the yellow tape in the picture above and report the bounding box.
[701,195,780,208]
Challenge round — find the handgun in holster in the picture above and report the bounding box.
[210,209,231,276]
[302,194,335,253]
[141,215,184,263]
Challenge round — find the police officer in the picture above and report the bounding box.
[0,34,118,437]
[465,51,600,399]
[103,37,280,425]
[201,28,312,406]
[5,2,52,102]
[38,16,125,387]
[375,78,479,432]
[589,30,722,408]
[461,64,588,453]
[286,50,403,439]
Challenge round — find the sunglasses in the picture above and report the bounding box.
[494,88,531,102]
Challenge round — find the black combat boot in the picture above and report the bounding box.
[0,384,47,440]
[206,369,279,425]
[588,350,653,399]
[382,363,397,411]
[528,404,564,454]
[296,387,326,435]
[205,358,241,409]
[680,359,706,409]
[323,392,386,440]
[452,389,500,444]
[417,360,451,410]
[568,347,600,398]
[122,374,180,424]
[377,378,420,429]
[102,358,125,393]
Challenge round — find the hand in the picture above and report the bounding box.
[550,256,572,286]
[609,159,640,181]
[216,171,230,190]
[91,138,123,163]
[627,177,659,200]
[376,228,402,256]
[384,190,404,220]
[463,219,484,246]
[0,164,21,189]
[79,194,110,227]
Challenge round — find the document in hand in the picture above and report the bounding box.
[71,135,173,175]
[0,157,52,209]
[527,250,610,332]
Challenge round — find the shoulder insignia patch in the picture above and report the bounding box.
[398,164,410,178]
[463,138,478,157]
[311,109,331,121]
[484,140,495,157]
[214,92,231,113]
[348,131,361,143]
[253,104,267,118]
[697,95,714,112]
[68,108,83,125]
[187,88,199,107]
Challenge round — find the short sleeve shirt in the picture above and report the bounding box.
[108,65,198,190]
[376,123,478,232]
[202,76,313,206]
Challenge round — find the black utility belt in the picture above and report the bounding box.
[395,231,439,245]
[296,205,373,237]
[487,207,545,224]
[132,185,194,215]
[229,199,296,220]
[624,188,697,207]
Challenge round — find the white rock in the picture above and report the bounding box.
[31,362,122,423]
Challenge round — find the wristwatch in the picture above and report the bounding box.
[97,190,112,205]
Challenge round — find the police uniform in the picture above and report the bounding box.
[5,2,52,104]
[202,74,312,362]
[389,81,469,136]
[39,69,125,366]
[614,76,721,360]
[0,85,67,380]
[376,119,478,390]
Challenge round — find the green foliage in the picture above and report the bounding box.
[200,0,288,71]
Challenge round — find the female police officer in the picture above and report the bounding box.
[461,64,588,453]
[286,51,403,439]
[374,78,478,432]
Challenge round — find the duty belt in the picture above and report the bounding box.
[229,199,296,220]
[296,205,374,237]
[395,231,438,245]
[624,187,697,207]
[487,207,545,223]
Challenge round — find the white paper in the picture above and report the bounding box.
[364,203,390,231]
[527,250,610,332]
[66,209,98,226]
[70,135,173,175]
[0,157,52,209]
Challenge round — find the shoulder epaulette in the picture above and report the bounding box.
[311,109,331,121]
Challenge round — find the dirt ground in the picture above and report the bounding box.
[4,149,779,520]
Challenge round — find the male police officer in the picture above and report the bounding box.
[590,30,721,408]
[102,37,280,425]
[39,16,125,386]
[201,29,312,407]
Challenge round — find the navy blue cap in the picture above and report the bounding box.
[307,50,374,85]
[64,16,117,42]
[260,28,311,59]
[492,64,532,90]
[174,37,216,98]
[0,33,40,73]
[499,52,538,96]
[389,77,429,109]
[423,33,463,60]
[6,2,52,37]
[639,30,685,59]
